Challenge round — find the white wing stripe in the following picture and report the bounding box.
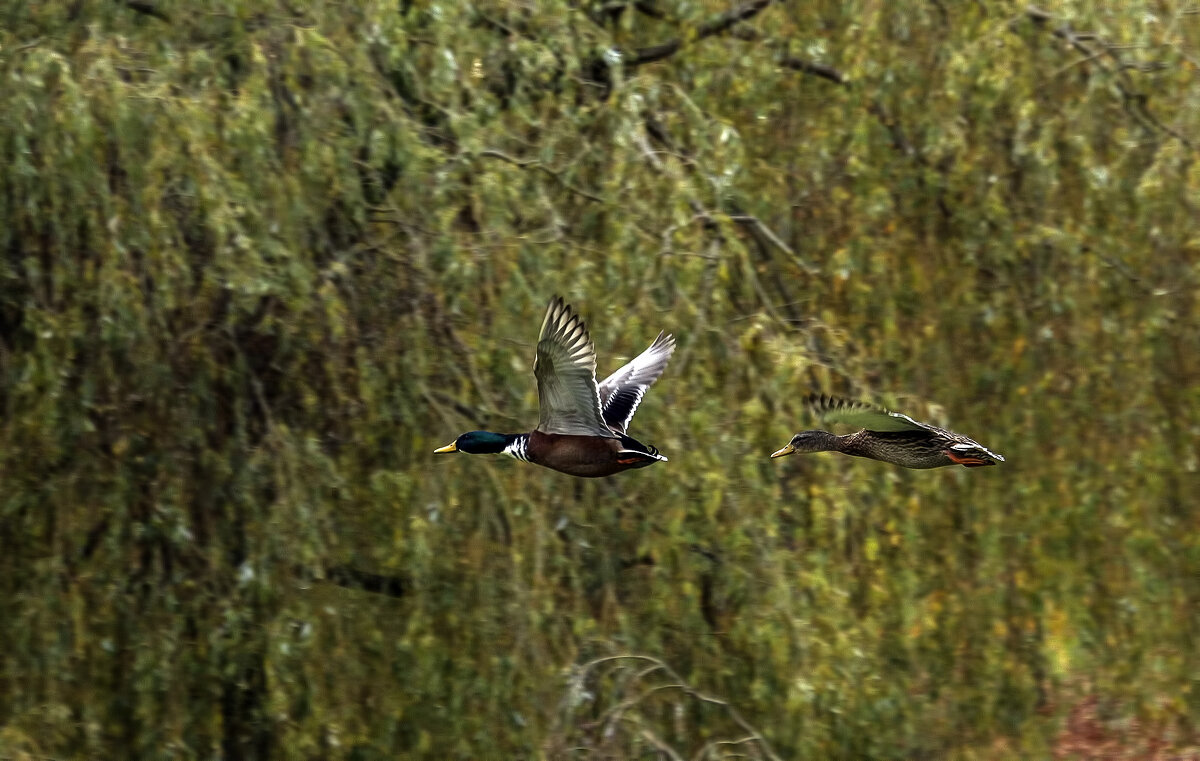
[597,332,675,434]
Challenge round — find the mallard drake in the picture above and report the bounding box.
[434,296,675,478]
[770,394,1005,469]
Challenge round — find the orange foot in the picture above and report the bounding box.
[944,450,992,467]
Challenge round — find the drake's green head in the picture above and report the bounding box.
[434,431,515,455]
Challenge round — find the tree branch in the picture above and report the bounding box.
[633,1,666,20]
[643,115,811,268]
[477,149,606,204]
[625,0,775,67]
[121,1,171,23]
[571,654,784,761]
[780,56,848,85]
[866,100,922,162]
[1021,5,1193,150]
[598,1,667,21]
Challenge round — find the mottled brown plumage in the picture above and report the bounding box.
[770,395,1005,469]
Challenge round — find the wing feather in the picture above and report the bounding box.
[809,393,1005,462]
[598,331,676,433]
[534,297,616,438]
[808,394,928,432]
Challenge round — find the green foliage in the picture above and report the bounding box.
[1,1,1197,758]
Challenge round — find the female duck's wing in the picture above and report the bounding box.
[810,393,1005,462]
[807,394,930,433]
[533,297,617,438]
[598,331,676,434]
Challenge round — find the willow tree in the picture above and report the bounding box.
[1,1,1197,759]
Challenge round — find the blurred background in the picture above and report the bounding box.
[1,1,1197,758]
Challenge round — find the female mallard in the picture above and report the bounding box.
[434,296,674,478]
[770,394,1005,469]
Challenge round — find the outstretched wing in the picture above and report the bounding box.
[533,297,616,438]
[808,394,931,433]
[810,393,1006,462]
[598,332,676,434]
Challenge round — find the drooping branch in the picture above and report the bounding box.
[774,7,1194,164]
[642,114,813,270]
[639,113,816,323]
[865,100,922,163]
[565,653,785,761]
[773,50,931,174]
[1021,5,1193,150]
[772,55,954,216]
[625,0,776,67]
[477,149,606,204]
[780,55,848,85]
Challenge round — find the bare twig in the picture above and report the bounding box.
[866,100,921,161]
[222,329,276,433]
[9,37,44,56]
[570,654,784,761]
[643,115,814,274]
[477,149,606,204]
[693,734,767,761]
[726,214,804,262]
[1097,253,1193,296]
[634,725,686,761]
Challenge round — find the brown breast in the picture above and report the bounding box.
[527,431,650,478]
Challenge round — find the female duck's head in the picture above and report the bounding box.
[769,430,841,458]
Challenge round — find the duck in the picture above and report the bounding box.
[434,296,675,478]
[770,394,1005,469]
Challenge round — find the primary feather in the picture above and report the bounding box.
[533,297,617,438]
[808,395,927,432]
